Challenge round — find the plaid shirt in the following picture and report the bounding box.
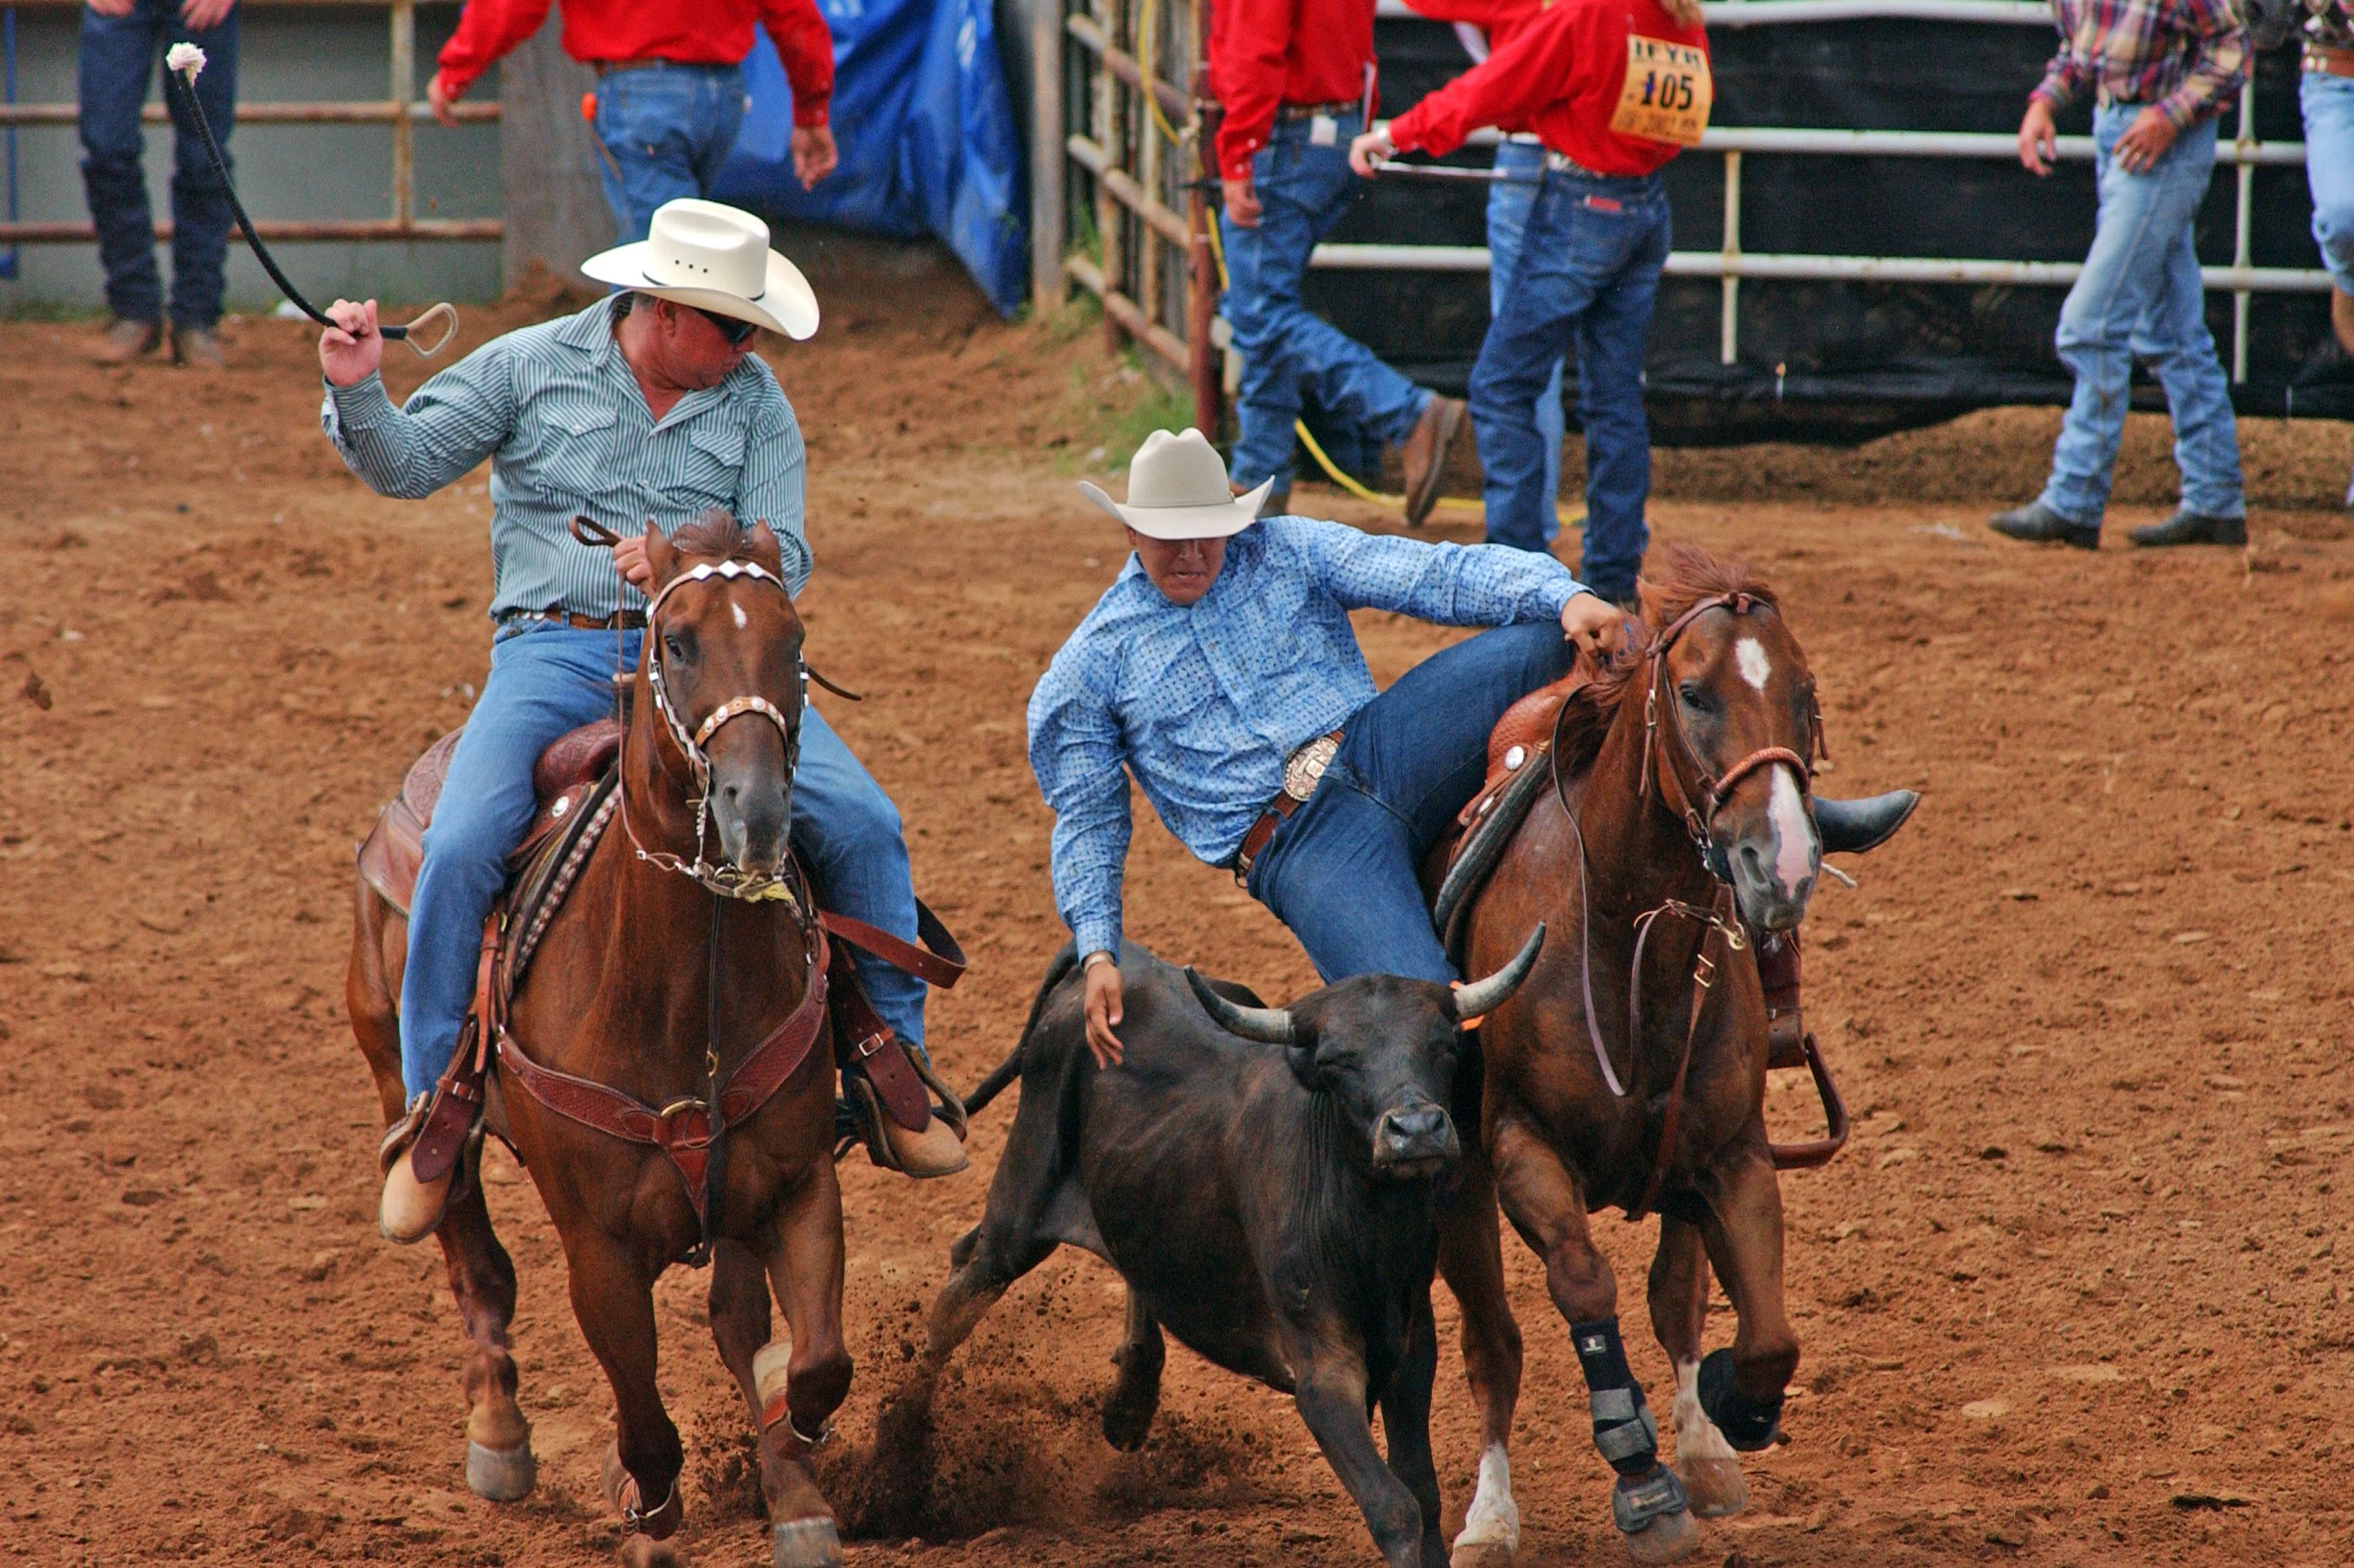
[2307,0,2354,50]
[2032,0,2248,127]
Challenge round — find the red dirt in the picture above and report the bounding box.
[3,237,2351,1568]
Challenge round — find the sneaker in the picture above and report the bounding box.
[172,325,227,369]
[1988,501,2099,550]
[94,317,162,365]
[1399,395,1468,528]
[2127,509,2246,548]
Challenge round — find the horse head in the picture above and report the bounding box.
[1635,544,1822,933]
[639,510,806,884]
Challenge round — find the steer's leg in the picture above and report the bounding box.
[1292,1343,1431,1568]
[1647,1217,1746,1518]
[1102,1287,1166,1451]
[1689,1152,1799,1458]
[1491,1119,1697,1565]
[1436,1147,1523,1568]
[1374,1291,1450,1568]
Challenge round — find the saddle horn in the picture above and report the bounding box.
[1451,924,1547,1023]
[1185,968,1295,1044]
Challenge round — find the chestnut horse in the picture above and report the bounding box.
[348,514,854,1568]
[1436,544,1830,1567]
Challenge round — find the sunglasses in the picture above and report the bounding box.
[691,306,758,346]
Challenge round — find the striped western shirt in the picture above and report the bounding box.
[321,296,810,621]
[1027,515,1584,960]
[2032,0,2247,128]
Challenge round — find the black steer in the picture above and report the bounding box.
[922,929,1544,1568]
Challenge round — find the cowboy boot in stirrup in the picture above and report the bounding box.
[843,1044,970,1178]
[379,1092,455,1244]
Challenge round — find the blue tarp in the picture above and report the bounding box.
[715,0,1026,316]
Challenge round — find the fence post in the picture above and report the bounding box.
[389,0,414,233]
[1188,0,1220,435]
[1032,0,1067,308]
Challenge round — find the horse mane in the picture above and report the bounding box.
[670,507,783,574]
[1550,541,1779,776]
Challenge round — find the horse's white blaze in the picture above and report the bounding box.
[1454,1442,1520,1548]
[1768,766,1815,893]
[1673,1358,1738,1464]
[1735,636,1772,692]
[731,601,749,630]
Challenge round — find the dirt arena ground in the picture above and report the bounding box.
[4,238,2352,1568]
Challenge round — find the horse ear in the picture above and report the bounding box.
[643,524,680,588]
[746,518,784,576]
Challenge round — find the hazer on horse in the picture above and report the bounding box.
[350,512,970,1565]
[1425,540,1916,1565]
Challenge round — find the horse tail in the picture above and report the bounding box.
[959,940,1083,1119]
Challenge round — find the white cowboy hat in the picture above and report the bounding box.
[1079,428,1272,539]
[581,199,820,342]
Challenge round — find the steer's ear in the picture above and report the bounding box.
[1283,1034,1320,1092]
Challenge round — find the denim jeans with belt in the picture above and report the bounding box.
[397,622,930,1101]
[1488,136,1565,545]
[2036,104,2242,529]
[77,0,238,328]
[2301,71,2354,498]
[1470,165,1669,593]
[1221,109,1432,492]
[1248,621,1576,984]
[591,62,748,244]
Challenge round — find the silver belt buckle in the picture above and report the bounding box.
[1283,733,1340,803]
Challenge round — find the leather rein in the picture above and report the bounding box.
[1547,592,1820,1219]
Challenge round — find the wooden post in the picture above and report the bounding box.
[1097,0,1127,353]
[499,8,609,290]
[1187,0,1220,437]
[1029,0,1067,308]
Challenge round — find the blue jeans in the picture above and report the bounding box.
[398,624,928,1100]
[1249,621,1576,983]
[2302,72,2354,299]
[1488,138,1565,545]
[77,0,237,328]
[592,62,748,245]
[2037,104,2243,528]
[1222,110,1432,491]
[1470,166,1668,594]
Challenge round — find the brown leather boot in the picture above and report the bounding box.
[1399,395,1467,527]
[172,325,227,369]
[378,1094,454,1243]
[94,317,162,365]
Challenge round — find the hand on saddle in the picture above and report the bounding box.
[1560,591,1629,661]
[612,531,656,590]
[1082,953,1125,1071]
[320,298,384,387]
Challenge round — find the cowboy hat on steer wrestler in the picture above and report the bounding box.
[319,199,967,1244]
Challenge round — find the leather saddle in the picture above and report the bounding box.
[1427,670,1921,1172]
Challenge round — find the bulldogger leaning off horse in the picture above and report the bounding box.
[1023,428,1915,1564]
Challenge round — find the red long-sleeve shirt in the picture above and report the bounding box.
[1401,0,1544,50]
[1208,0,1378,183]
[1386,0,1708,177]
[437,0,835,127]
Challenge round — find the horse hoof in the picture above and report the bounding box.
[1450,1542,1516,1568]
[772,1517,844,1568]
[465,1438,538,1502]
[1621,1505,1699,1565]
[1674,1455,1746,1518]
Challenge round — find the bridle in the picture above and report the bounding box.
[1547,591,1826,1218]
[622,555,809,906]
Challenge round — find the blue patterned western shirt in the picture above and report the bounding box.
[320,296,810,619]
[1027,515,1586,959]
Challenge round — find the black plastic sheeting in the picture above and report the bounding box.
[1302,19,2353,446]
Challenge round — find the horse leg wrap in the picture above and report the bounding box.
[1611,1463,1692,1534]
[1697,1347,1784,1452]
[1571,1317,1661,1479]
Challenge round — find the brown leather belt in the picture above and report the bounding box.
[1278,100,1358,122]
[1232,731,1343,884]
[2309,45,2354,78]
[505,607,649,631]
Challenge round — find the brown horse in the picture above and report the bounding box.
[1434,543,1831,1567]
[348,513,855,1568]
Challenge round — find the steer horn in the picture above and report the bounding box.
[1185,969,1295,1045]
[1451,924,1547,1022]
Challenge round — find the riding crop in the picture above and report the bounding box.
[162,44,458,356]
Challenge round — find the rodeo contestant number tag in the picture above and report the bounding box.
[1611,35,1712,147]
